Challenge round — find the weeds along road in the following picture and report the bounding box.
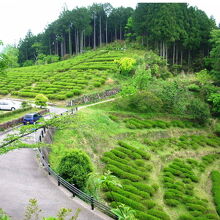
[0,106,112,220]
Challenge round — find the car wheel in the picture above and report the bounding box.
[11,107,16,111]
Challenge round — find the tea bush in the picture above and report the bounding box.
[211,171,220,215]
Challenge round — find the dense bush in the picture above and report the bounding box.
[114,57,136,75]
[57,149,93,189]
[116,91,163,113]
[186,98,211,125]
[35,94,48,107]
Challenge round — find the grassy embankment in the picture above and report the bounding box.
[49,100,220,220]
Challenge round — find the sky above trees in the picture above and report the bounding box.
[0,0,219,49]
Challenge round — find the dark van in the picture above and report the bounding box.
[23,113,42,125]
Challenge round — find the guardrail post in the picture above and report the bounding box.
[39,135,42,142]
[91,196,94,210]
[48,164,51,175]
[72,184,75,197]
[41,130,44,138]
[58,176,60,186]
[43,127,46,133]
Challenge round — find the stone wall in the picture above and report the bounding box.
[67,88,120,106]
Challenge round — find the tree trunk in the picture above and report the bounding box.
[188,50,191,67]
[173,42,175,65]
[119,24,122,40]
[60,41,63,57]
[105,19,108,44]
[49,38,52,55]
[115,27,117,41]
[176,44,178,64]
[80,30,83,53]
[99,16,102,46]
[63,35,66,55]
[69,28,72,55]
[93,14,96,49]
[181,50,183,66]
[166,42,168,60]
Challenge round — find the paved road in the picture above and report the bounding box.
[0,149,111,219]
[0,104,113,219]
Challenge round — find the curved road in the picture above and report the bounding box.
[0,105,112,219]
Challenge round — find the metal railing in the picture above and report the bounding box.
[37,147,118,219]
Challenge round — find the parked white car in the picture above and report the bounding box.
[0,100,21,111]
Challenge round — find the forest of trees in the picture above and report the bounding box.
[9,3,219,70]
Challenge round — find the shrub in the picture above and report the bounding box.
[135,211,160,220]
[127,91,163,113]
[178,215,194,220]
[211,171,220,215]
[164,199,179,207]
[186,98,210,125]
[214,123,220,136]
[208,93,220,114]
[108,184,143,202]
[146,209,171,220]
[131,182,155,196]
[109,115,119,122]
[142,200,156,209]
[35,94,48,108]
[107,164,143,182]
[72,89,82,96]
[187,84,200,92]
[186,203,206,213]
[105,191,146,211]
[114,57,136,75]
[57,149,93,189]
[123,184,151,199]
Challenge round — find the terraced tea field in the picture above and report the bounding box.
[49,107,220,220]
[0,49,135,100]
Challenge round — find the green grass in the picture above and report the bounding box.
[48,104,220,220]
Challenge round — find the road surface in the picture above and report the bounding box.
[0,105,112,219]
[0,148,111,219]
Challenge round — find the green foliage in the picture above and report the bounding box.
[111,204,137,220]
[186,98,210,125]
[209,29,220,81]
[211,171,220,215]
[187,84,200,92]
[0,53,9,73]
[214,123,220,136]
[35,94,48,108]
[133,65,151,90]
[58,149,93,189]
[24,198,42,220]
[208,93,220,114]
[0,209,10,220]
[115,57,136,75]
[2,45,19,68]
[196,69,213,85]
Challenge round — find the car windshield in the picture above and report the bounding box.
[24,115,33,119]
